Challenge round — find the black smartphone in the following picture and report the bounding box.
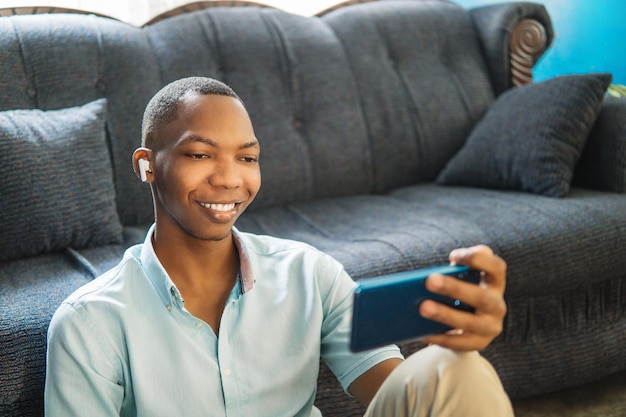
[350,265,481,352]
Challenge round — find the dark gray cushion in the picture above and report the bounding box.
[0,98,123,261]
[436,73,612,197]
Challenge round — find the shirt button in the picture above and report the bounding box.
[166,304,172,312]
[223,368,232,377]
[195,322,203,328]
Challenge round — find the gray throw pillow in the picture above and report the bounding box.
[436,73,612,197]
[0,98,123,262]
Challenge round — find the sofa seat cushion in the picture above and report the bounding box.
[0,254,96,415]
[238,184,626,294]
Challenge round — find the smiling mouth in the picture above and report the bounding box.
[198,202,239,212]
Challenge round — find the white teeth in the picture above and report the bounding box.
[200,202,236,211]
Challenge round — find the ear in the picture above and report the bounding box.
[132,147,154,183]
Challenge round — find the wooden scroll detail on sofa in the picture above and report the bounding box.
[144,1,274,25]
[510,18,548,87]
[316,0,376,16]
[0,6,112,19]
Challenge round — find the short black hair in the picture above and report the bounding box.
[141,77,243,148]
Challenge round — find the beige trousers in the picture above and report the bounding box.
[364,346,515,417]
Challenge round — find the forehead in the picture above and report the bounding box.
[176,92,246,121]
[156,93,256,149]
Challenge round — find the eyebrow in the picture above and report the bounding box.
[179,134,259,150]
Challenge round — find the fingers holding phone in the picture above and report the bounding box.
[419,245,507,351]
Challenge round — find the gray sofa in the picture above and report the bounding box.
[1,1,625,415]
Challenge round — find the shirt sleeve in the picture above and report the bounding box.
[45,301,124,416]
[317,255,403,392]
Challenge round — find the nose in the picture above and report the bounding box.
[208,159,243,189]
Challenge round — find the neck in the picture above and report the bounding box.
[151,224,241,335]
[152,224,240,291]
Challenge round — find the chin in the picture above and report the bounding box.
[195,226,234,242]
[174,219,234,243]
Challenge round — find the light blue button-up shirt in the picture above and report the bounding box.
[45,226,402,416]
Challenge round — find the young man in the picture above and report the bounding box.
[45,77,513,416]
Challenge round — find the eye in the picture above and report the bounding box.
[240,156,259,163]
[187,153,209,160]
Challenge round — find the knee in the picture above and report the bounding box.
[409,345,496,384]
[368,346,513,417]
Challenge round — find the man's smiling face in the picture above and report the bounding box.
[150,92,261,242]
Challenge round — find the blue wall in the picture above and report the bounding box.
[453,0,626,84]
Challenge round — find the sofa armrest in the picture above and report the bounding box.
[469,2,553,95]
[573,97,626,193]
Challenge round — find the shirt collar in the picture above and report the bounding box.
[139,225,256,309]
[232,226,255,293]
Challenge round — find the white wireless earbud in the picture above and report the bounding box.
[138,159,152,182]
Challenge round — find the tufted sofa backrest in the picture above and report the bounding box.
[0,0,495,225]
